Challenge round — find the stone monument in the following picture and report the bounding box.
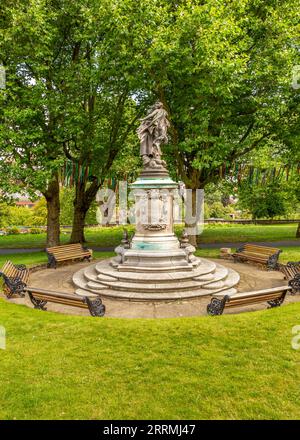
[73,103,239,300]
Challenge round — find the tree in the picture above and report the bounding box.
[57,1,157,242]
[0,0,156,244]
[0,0,65,245]
[142,0,300,244]
[238,182,293,219]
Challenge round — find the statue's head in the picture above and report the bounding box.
[154,101,164,109]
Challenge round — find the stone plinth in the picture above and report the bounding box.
[112,174,198,271]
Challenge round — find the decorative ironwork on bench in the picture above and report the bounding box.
[267,251,281,270]
[289,273,300,294]
[0,273,26,298]
[207,296,229,316]
[85,297,106,317]
[28,293,48,310]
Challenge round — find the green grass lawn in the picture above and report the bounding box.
[0,223,298,249]
[200,223,298,243]
[0,298,300,419]
[0,237,299,419]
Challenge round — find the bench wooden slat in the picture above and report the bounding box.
[24,287,105,317]
[278,262,300,293]
[54,253,90,260]
[242,244,281,252]
[30,295,89,309]
[232,243,281,269]
[207,286,290,315]
[225,294,285,308]
[46,243,92,268]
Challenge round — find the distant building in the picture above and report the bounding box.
[15,200,36,209]
[9,193,37,209]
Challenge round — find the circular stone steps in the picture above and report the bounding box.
[94,258,217,283]
[72,257,240,301]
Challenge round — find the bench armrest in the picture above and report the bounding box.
[207,296,229,316]
[1,274,26,297]
[289,274,300,294]
[15,264,27,271]
[85,297,105,317]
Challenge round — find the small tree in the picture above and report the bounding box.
[238,183,288,219]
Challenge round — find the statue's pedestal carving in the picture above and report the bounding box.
[112,174,199,271]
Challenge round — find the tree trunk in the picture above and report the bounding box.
[70,179,101,244]
[44,173,60,247]
[70,203,88,243]
[296,222,300,238]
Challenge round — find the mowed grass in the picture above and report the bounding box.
[0,298,300,419]
[0,223,298,248]
[200,223,298,243]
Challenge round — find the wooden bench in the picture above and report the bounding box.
[207,286,290,315]
[232,243,281,270]
[46,243,93,268]
[278,262,300,294]
[24,287,105,317]
[0,260,29,298]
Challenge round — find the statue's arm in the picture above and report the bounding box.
[140,109,159,122]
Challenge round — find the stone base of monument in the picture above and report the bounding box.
[72,256,240,301]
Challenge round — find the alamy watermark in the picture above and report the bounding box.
[292,65,300,90]
[95,183,204,235]
[291,325,300,350]
[0,65,5,89]
[0,325,6,350]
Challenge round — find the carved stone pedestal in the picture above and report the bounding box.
[112,174,198,271]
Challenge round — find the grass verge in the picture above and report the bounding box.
[0,223,298,249]
[0,299,300,419]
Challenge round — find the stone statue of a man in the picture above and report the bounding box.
[137,101,170,169]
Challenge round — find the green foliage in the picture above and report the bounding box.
[0,191,98,228]
[142,0,300,189]
[31,199,47,226]
[5,206,32,227]
[29,228,42,235]
[6,226,20,235]
[208,201,235,219]
[238,181,298,219]
[0,0,299,242]
[0,200,46,227]
[0,202,9,227]
[60,187,98,226]
[59,188,74,226]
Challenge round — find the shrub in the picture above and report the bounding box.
[6,226,21,235]
[29,227,42,234]
[209,202,227,218]
[31,198,47,226]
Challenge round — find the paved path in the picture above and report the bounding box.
[4,258,299,319]
[0,240,299,254]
